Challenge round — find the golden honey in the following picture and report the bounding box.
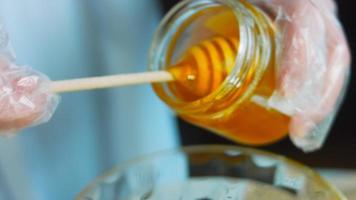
[150,1,291,145]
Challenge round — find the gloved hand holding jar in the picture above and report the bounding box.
[150,0,351,152]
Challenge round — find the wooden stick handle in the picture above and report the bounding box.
[50,71,174,93]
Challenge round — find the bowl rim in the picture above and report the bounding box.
[75,145,347,200]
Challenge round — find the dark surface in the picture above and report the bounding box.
[159,0,356,168]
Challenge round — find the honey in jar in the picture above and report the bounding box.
[149,0,290,145]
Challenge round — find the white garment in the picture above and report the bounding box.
[0,1,178,200]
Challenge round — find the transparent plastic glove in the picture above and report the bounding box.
[0,24,59,135]
[251,0,351,152]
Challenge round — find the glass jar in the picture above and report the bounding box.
[149,0,289,145]
[76,145,347,200]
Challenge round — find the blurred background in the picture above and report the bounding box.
[0,0,354,200]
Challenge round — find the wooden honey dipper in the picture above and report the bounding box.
[51,36,238,94]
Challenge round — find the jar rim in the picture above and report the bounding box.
[149,0,274,116]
